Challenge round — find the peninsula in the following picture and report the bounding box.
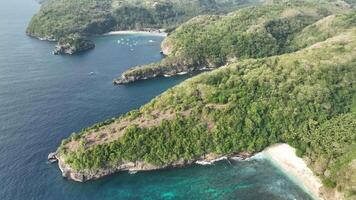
[39,0,355,200]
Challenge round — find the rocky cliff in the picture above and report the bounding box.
[53,37,95,55]
[51,152,251,182]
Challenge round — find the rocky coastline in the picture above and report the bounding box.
[48,151,252,182]
[53,37,95,55]
[26,32,57,42]
[113,65,214,85]
[38,36,56,42]
[113,71,162,85]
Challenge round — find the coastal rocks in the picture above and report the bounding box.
[56,152,253,182]
[113,56,218,84]
[113,72,160,85]
[53,44,74,55]
[195,152,253,165]
[57,154,196,182]
[113,63,196,85]
[233,152,253,160]
[48,152,58,163]
[113,68,187,85]
[53,36,95,55]
[26,32,95,55]
[38,36,56,42]
[58,157,87,182]
[26,32,57,42]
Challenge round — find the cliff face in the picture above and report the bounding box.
[58,156,189,182]
[114,70,161,85]
[55,152,250,182]
[53,36,95,55]
[53,43,95,55]
[113,63,200,85]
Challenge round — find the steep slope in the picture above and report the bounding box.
[55,15,356,198]
[303,113,356,199]
[115,1,353,84]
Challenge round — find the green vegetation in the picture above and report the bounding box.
[59,13,355,197]
[28,0,262,53]
[27,0,260,40]
[64,116,210,169]
[53,1,356,198]
[53,35,95,55]
[117,1,355,83]
[301,114,356,196]
[27,0,114,39]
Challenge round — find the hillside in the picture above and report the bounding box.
[115,0,355,84]
[26,0,261,54]
[54,5,356,198]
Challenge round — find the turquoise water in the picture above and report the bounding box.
[0,0,313,199]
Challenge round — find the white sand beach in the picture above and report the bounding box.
[104,30,168,37]
[263,143,324,200]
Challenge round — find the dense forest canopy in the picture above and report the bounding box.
[27,0,262,40]
[57,1,356,197]
[33,0,356,198]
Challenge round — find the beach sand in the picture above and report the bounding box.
[263,143,324,200]
[104,30,168,37]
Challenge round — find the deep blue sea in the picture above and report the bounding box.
[0,0,314,199]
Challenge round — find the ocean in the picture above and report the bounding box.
[0,0,313,199]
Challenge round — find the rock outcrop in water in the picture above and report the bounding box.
[53,36,95,55]
[48,152,58,163]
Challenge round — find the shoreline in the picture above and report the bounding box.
[263,144,324,200]
[51,152,252,182]
[104,30,168,37]
[51,143,326,200]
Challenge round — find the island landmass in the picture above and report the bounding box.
[40,0,356,199]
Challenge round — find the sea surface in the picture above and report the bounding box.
[0,0,314,199]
